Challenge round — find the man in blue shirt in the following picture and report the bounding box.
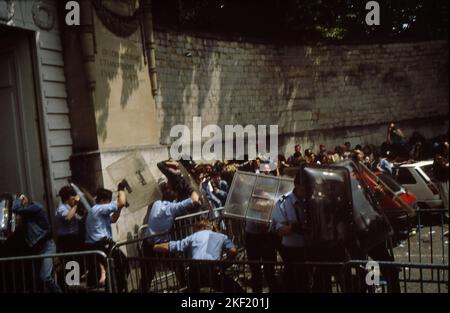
[140,176,200,291]
[12,194,61,293]
[55,186,86,290]
[145,183,200,244]
[211,172,229,206]
[271,169,309,292]
[85,188,126,287]
[154,220,244,293]
[55,186,84,253]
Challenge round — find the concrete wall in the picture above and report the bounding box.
[153,31,449,155]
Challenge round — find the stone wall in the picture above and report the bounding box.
[153,31,448,155]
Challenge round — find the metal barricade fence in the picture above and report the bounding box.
[390,208,448,265]
[137,208,448,266]
[137,207,246,247]
[0,250,113,293]
[112,257,448,293]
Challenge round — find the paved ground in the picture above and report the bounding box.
[392,223,448,293]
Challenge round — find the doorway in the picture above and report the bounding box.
[0,27,48,206]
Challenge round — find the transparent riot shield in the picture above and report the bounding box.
[224,172,294,224]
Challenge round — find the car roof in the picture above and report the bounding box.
[400,160,434,168]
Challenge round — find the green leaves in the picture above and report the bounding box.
[151,0,448,43]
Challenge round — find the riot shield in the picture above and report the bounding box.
[224,171,294,224]
[0,194,16,242]
[332,160,393,252]
[302,166,353,246]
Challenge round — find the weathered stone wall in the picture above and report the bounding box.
[154,31,448,155]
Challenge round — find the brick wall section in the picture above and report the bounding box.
[153,31,448,154]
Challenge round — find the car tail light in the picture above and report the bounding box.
[427,182,440,195]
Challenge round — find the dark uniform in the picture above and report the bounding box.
[271,192,309,292]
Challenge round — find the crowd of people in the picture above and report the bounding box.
[2,122,448,293]
[234,123,448,181]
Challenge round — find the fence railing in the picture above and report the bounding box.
[390,208,448,265]
[114,257,449,293]
[0,208,447,294]
[0,250,112,293]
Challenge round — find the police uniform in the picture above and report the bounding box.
[84,201,119,287]
[168,230,244,293]
[245,220,277,293]
[271,191,308,292]
[145,198,195,244]
[55,202,83,252]
[141,198,195,291]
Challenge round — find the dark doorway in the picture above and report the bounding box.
[0,27,48,206]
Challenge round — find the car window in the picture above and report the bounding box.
[377,173,402,193]
[397,168,417,185]
[421,164,435,180]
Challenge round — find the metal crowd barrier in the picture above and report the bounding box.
[0,250,113,293]
[390,208,448,265]
[136,208,448,266]
[137,207,246,246]
[112,257,448,293]
[3,206,444,294]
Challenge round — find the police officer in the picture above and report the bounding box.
[140,176,200,291]
[144,176,200,244]
[85,188,127,287]
[271,168,309,293]
[153,220,244,293]
[55,186,84,253]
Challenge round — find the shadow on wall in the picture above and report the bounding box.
[155,35,448,157]
[155,39,322,151]
[95,37,144,142]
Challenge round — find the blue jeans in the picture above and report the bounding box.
[33,239,61,293]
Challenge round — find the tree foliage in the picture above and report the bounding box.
[151,0,448,43]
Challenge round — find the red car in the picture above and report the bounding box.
[370,172,418,240]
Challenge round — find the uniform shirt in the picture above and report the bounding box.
[169,230,234,260]
[271,192,305,248]
[146,198,194,244]
[55,203,82,237]
[85,201,118,244]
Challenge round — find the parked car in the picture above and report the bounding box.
[371,172,418,240]
[396,161,443,210]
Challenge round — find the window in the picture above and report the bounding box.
[396,168,417,185]
[421,164,435,180]
[377,173,403,193]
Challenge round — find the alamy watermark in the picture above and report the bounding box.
[365,261,381,287]
[169,117,278,162]
[64,2,380,27]
[65,261,80,286]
